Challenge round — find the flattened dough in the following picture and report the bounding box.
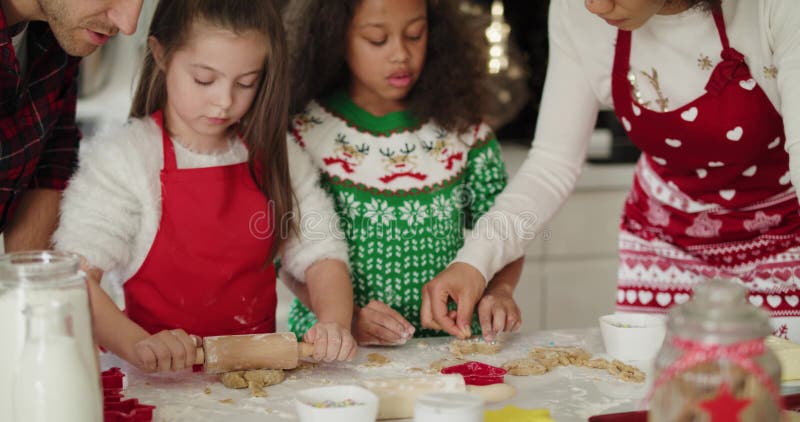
[450,337,501,356]
[364,353,391,367]
[501,358,547,376]
[219,369,285,397]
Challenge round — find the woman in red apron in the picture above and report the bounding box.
[53,1,356,373]
[611,4,800,341]
[420,0,800,342]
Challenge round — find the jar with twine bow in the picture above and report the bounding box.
[647,279,782,421]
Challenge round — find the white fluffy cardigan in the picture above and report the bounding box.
[53,117,348,284]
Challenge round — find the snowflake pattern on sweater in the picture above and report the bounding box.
[287,92,508,337]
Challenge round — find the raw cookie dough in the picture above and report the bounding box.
[501,358,547,376]
[450,337,502,356]
[607,359,645,383]
[219,369,285,397]
[467,383,517,403]
[364,353,391,367]
[429,357,468,373]
[501,346,645,383]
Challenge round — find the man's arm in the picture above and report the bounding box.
[5,58,82,252]
[3,189,61,251]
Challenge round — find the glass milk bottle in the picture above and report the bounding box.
[14,302,101,421]
[0,251,102,422]
[648,279,781,421]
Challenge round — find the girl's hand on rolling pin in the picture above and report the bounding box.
[304,322,357,363]
[131,329,198,373]
[352,300,416,346]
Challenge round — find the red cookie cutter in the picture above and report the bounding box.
[441,361,507,386]
[104,399,156,422]
[101,367,156,422]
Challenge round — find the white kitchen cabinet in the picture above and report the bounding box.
[499,141,635,331]
[541,258,619,329]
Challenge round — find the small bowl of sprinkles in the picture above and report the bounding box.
[295,385,378,422]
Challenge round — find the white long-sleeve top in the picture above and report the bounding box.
[456,0,800,281]
[53,117,348,284]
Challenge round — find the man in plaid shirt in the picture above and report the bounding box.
[1,0,143,251]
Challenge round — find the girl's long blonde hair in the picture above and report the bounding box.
[131,0,294,258]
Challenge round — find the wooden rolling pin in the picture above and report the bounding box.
[193,332,314,373]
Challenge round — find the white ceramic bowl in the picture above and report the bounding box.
[294,385,379,422]
[599,313,667,361]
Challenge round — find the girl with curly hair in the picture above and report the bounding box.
[282,0,524,345]
[424,0,800,342]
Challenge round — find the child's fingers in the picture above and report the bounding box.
[169,329,197,370]
[364,302,411,338]
[478,301,494,341]
[322,329,342,362]
[146,337,173,372]
[311,330,328,361]
[506,309,521,333]
[419,284,443,331]
[360,308,406,343]
[492,308,507,335]
[362,319,404,343]
[337,333,356,361]
[133,342,157,372]
[371,301,416,335]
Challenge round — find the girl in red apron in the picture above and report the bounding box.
[53,1,356,373]
[610,3,800,340]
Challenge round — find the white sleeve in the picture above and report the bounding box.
[280,138,350,282]
[769,1,800,198]
[52,128,144,272]
[454,0,601,281]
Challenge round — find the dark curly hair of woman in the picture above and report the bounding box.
[283,0,487,134]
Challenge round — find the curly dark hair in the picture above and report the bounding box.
[283,0,488,134]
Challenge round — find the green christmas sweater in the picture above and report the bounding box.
[287,91,508,338]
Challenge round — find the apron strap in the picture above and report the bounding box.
[152,110,178,171]
[711,7,731,52]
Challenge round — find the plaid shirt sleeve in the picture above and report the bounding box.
[29,67,81,191]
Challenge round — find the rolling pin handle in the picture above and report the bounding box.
[195,347,205,365]
[298,342,315,358]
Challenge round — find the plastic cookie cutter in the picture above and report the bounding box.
[440,361,507,386]
[101,367,156,422]
[102,367,125,389]
[104,399,156,422]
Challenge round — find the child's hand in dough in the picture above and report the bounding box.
[477,287,521,342]
[131,329,199,372]
[352,300,416,346]
[304,322,357,362]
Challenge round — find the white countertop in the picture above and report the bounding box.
[101,328,650,422]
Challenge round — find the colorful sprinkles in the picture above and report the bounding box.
[310,399,362,408]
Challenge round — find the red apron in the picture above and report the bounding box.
[123,111,277,337]
[612,9,800,339]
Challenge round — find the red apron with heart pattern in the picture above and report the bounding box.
[612,8,800,341]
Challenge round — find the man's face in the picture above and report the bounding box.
[36,0,143,56]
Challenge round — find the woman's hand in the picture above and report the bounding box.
[304,322,358,362]
[352,300,416,346]
[420,263,486,338]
